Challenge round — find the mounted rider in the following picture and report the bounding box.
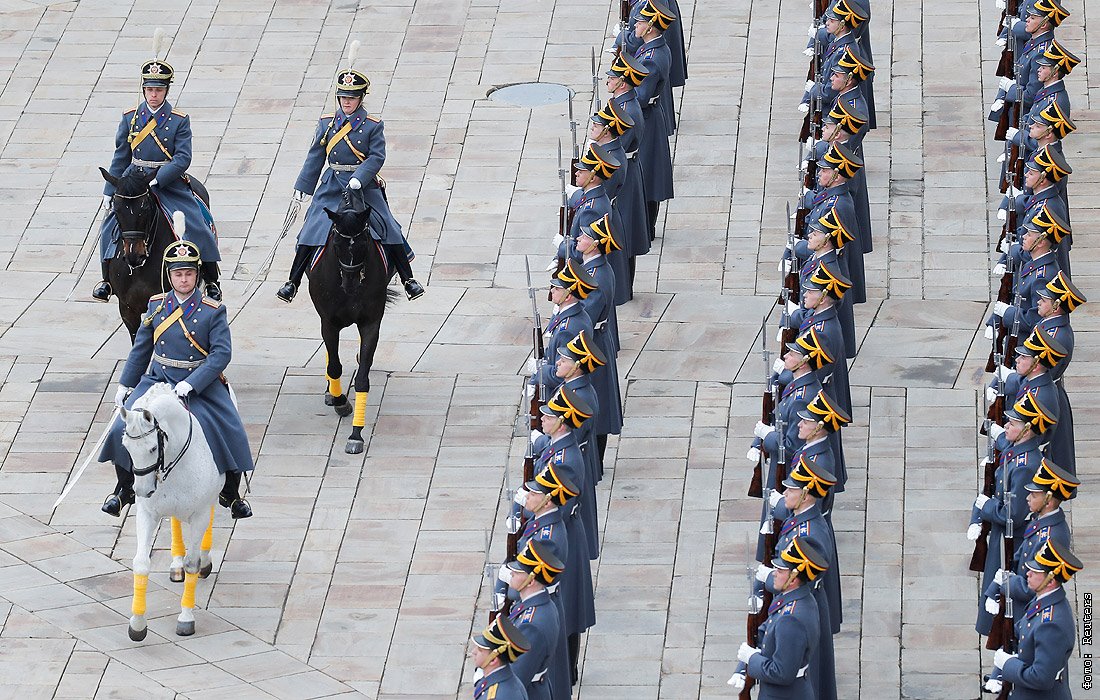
[95,33,222,303]
[276,48,424,303]
[99,241,253,520]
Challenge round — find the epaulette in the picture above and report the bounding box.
[124,108,137,115]
[320,113,334,120]
[798,521,810,536]
[171,109,187,118]
[149,293,166,303]
[537,524,554,539]
[1041,605,1054,623]
[552,450,565,464]
[487,684,498,700]
[201,298,221,309]
[518,606,536,624]
[780,600,797,615]
[366,114,381,122]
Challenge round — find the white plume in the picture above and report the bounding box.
[152,28,166,59]
[173,210,185,237]
[347,40,361,69]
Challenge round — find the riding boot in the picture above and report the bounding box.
[646,201,660,242]
[276,246,315,303]
[568,633,581,685]
[218,470,252,519]
[202,262,222,301]
[92,259,112,302]
[384,243,425,300]
[102,463,135,517]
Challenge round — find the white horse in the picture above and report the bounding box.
[120,382,223,640]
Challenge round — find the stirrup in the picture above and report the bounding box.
[92,281,112,302]
[205,282,222,302]
[275,281,297,303]
[404,279,425,300]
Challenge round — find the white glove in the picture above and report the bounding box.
[993,262,1006,276]
[748,594,763,614]
[985,597,1001,614]
[980,456,993,467]
[348,177,362,190]
[759,519,773,535]
[996,365,1014,383]
[746,447,762,462]
[995,0,1005,8]
[997,152,1006,163]
[772,358,785,374]
[727,672,746,690]
[996,208,1007,221]
[802,47,815,57]
[993,569,1007,585]
[966,523,982,541]
[293,190,307,202]
[753,421,775,440]
[148,178,158,187]
[990,99,1005,113]
[786,300,800,316]
[525,383,535,400]
[775,329,784,343]
[530,429,542,444]
[174,381,193,398]
[797,103,809,114]
[114,386,132,407]
[993,648,1016,669]
[497,564,511,584]
[984,325,995,340]
[1006,126,1019,140]
[552,232,565,248]
[999,77,1014,92]
[737,643,760,664]
[804,79,816,92]
[102,194,113,210]
[986,386,998,402]
[807,25,817,38]
[975,494,991,510]
[1005,185,1019,198]
[524,356,538,375]
[996,37,1007,48]
[989,422,1006,440]
[984,678,1003,694]
[993,301,1009,316]
[1009,16,1020,28]
[513,488,528,506]
[769,489,785,508]
[998,237,1010,254]
[755,564,773,583]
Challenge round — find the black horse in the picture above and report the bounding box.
[308,199,398,454]
[98,168,212,340]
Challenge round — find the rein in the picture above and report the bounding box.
[127,401,195,483]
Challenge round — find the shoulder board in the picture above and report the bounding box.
[1038,526,1050,538]
[1041,606,1054,623]
[795,386,806,399]
[124,108,137,115]
[537,524,554,539]
[171,109,187,118]
[149,293,166,302]
[1016,453,1028,465]
[488,684,498,700]
[519,607,536,623]
[366,114,381,122]
[813,321,825,331]
[798,521,810,536]
[320,113,334,119]
[781,601,797,615]
[552,451,565,464]
[201,298,221,309]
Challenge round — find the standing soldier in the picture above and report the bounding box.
[506,540,564,700]
[786,261,853,414]
[605,52,651,282]
[562,144,620,256]
[587,103,635,304]
[1035,271,1085,382]
[794,209,856,357]
[1014,327,1071,472]
[1025,39,1079,123]
[730,538,826,699]
[530,261,598,389]
[96,44,223,302]
[469,616,531,700]
[276,55,423,303]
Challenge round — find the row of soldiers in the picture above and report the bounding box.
[968,0,1087,697]
[467,1,689,698]
[723,0,880,698]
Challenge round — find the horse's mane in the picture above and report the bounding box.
[132,382,177,412]
[117,171,152,197]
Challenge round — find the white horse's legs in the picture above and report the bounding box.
[199,505,215,578]
[176,514,204,636]
[128,504,157,641]
[169,517,185,583]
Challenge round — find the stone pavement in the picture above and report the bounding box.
[0,0,1097,698]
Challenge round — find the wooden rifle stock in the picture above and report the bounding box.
[620,0,630,23]
[741,591,772,699]
[747,462,763,499]
[996,41,1015,78]
[994,101,1015,141]
[969,526,990,572]
[798,111,811,142]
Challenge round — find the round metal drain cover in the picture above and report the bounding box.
[487,82,574,107]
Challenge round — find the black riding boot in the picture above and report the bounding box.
[276,246,314,303]
[102,463,135,517]
[646,201,660,242]
[383,243,424,300]
[219,470,252,519]
[92,259,112,302]
[202,262,222,301]
[568,633,581,685]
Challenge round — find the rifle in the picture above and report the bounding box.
[749,315,772,498]
[568,92,580,182]
[591,47,602,114]
[797,24,823,143]
[739,535,766,699]
[986,454,1017,662]
[995,12,1017,79]
[994,31,1017,143]
[1003,270,1024,368]
[619,0,631,30]
[498,466,523,622]
[525,256,546,428]
[483,529,499,624]
[779,203,800,351]
[553,140,572,288]
[971,378,1000,572]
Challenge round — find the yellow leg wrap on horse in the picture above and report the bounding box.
[353,391,368,427]
[181,572,199,609]
[201,506,214,552]
[327,375,342,397]
[171,517,185,557]
[132,573,149,616]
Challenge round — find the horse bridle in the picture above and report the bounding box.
[335,222,369,282]
[126,406,194,483]
[113,188,156,262]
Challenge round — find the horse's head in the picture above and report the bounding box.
[101,167,157,268]
[119,384,189,499]
[326,205,374,295]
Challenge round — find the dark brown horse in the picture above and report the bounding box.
[98,168,211,340]
[308,199,397,453]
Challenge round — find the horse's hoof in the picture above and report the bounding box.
[334,398,353,417]
[169,566,184,583]
[176,620,195,637]
[345,439,364,454]
[128,625,148,642]
[324,392,338,406]
[199,561,213,579]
